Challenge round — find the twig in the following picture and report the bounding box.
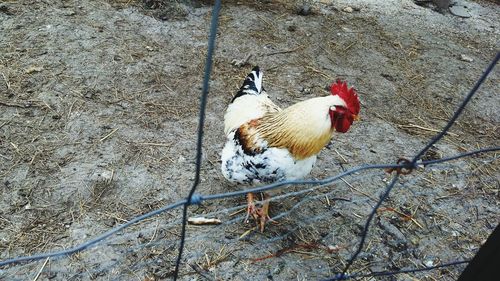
[304,66,333,80]
[256,15,274,28]
[0,117,13,129]
[239,229,253,239]
[42,100,54,111]
[229,208,246,217]
[148,220,160,245]
[0,101,34,108]
[188,263,215,281]
[99,211,128,223]
[67,99,77,119]
[100,128,118,142]
[379,207,424,229]
[290,250,323,257]
[342,178,378,202]
[264,46,302,56]
[135,142,171,147]
[32,257,49,281]
[435,192,460,200]
[399,124,459,137]
[343,41,356,51]
[334,149,349,163]
[231,53,252,67]
[0,153,11,160]
[1,72,10,89]
[10,142,19,153]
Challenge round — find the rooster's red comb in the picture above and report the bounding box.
[330,80,360,116]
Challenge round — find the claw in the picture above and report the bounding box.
[245,192,274,232]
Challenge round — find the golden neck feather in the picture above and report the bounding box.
[237,95,344,160]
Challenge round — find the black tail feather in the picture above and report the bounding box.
[231,66,263,103]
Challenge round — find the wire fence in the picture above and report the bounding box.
[0,1,499,280]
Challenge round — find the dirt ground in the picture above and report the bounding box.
[0,0,499,280]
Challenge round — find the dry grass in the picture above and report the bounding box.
[0,0,498,279]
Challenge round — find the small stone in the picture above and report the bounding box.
[450,4,471,18]
[381,73,394,81]
[177,155,186,163]
[460,54,473,62]
[0,5,15,15]
[25,66,44,74]
[300,87,311,94]
[297,4,311,16]
[424,260,434,267]
[64,10,76,16]
[343,6,353,13]
[84,90,94,99]
[103,218,115,227]
[231,54,252,67]
[328,245,340,252]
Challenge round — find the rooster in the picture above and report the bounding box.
[221,66,360,231]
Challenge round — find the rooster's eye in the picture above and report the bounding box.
[333,105,347,113]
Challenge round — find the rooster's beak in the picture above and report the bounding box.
[354,115,360,121]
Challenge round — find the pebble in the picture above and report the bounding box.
[177,155,186,163]
[450,4,471,18]
[297,4,311,16]
[424,260,435,267]
[460,54,473,62]
[103,218,115,227]
[300,86,311,94]
[0,5,15,15]
[343,7,354,13]
[63,10,76,16]
[25,65,44,74]
[328,245,340,251]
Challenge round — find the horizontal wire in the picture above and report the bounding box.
[0,147,496,268]
[1,44,497,281]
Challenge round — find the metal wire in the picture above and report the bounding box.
[0,201,185,267]
[173,0,222,280]
[0,4,498,280]
[327,51,499,280]
[411,51,500,165]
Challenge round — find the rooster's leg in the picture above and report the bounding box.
[245,192,274,231]
[257,192,272,232]
[245,192,258,223]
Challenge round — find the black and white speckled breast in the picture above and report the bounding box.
[221,130,316,185]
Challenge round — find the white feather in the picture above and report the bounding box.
[223,93,280,135]
[221,131,316,184]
